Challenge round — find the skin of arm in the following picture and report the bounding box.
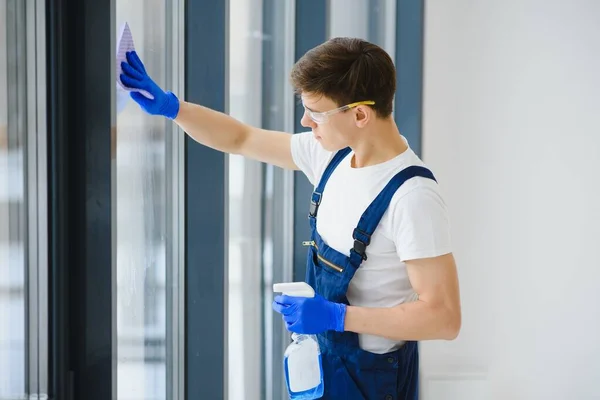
[174,100,299,170]
[344,253,462,341]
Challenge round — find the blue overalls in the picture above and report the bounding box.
[304,147,436,400]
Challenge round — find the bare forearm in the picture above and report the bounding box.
[344,300,460,341]
[174,100,249,154]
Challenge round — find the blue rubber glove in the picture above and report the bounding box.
[119,51,180,119]
[272,294,347,334]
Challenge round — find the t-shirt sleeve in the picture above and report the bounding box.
[290,131,334,186]
[390,185,453,262]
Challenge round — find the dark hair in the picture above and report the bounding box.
[290,37,396,117]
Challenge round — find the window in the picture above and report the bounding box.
[0,0,48,397]
[0,3,26,396]
[115,1,184,398]
[228,0,264,399]
[227,0,297,398]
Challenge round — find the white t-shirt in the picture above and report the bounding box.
[291,131,453,354]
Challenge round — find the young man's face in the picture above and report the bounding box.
[300,93,359,152]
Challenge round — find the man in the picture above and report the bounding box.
[120,37,461,399]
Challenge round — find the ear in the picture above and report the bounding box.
[354,105,372,128]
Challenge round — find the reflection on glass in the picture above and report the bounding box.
[228,0,264,399]
[115,1,170,399]
[0,1,26,397]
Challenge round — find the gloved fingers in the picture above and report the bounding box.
[126,51,147,75]
[121,61,145,81]
[273,295,292,307]
[119,73,145,90]
[286,319,302,333]
[130,91,153,108]
[272,300,289,315]
[275,295,301,306]
[284,315,300,331]
[273,299,296,316]
[285,320,295,331]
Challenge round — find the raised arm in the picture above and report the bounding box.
[120,50,298,170]
[174,101,298,170]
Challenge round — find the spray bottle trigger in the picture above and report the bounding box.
[273,282,315,298]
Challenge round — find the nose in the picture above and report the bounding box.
[300,110,317,129]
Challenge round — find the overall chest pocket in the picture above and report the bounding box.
[303,240,344,274]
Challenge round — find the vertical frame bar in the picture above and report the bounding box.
[26,0,49,397]
[184,0,229,398]
[47,0,114,398]
[47,0,70,397]
[34,0,49,394]
[394,0,425,156]
[292,0,328,283]
[71,0,114,397]
[368,0,386,46]
[109,1,117,399]
[25,0,40,393]
[167,0,186,399]
[260,0,296,398]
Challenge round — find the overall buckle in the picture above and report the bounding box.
[308,192,322,218]
[352,240,368,261]
[352,228,371,261]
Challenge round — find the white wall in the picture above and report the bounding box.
[421,1,600,399]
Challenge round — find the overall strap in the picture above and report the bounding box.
[308,147,352,220]
[349,166,437,267]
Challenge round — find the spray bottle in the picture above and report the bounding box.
[273,282,325,400]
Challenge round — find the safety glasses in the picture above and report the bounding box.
[303,100,375,124]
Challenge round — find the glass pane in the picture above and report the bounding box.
[0,1,26,398]
[329,0,370,39]
[228,0,264,399]
[115,1,176,398]
[328,0,396,57]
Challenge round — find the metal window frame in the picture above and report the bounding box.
[26,0,49,398]
[184,1,229,399]
[367,0,386,46]
[394,0,425,157]
[292,0,328,284]
[47,0,115,399]
[47,0,70,397]
[45,0,116,400]
[166,1,186,399]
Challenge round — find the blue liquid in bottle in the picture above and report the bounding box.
[283,333,324,400]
